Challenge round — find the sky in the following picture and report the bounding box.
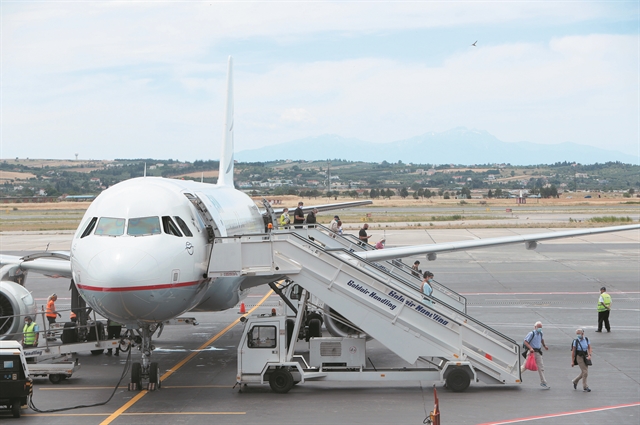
[1,1,639,162]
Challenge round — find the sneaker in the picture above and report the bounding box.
[573,382,577,390]
[584,387,591,392]
[595,330,602,333]
[540,383,550,390]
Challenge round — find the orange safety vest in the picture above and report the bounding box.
[46,300,56,318]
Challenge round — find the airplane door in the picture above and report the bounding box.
[261,198,277,230]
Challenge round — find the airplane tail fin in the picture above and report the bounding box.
[217,56,234,187]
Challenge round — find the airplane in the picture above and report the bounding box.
[1,57,638,389]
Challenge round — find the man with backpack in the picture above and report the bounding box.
[520,321,550,389]
[571,328,592,392]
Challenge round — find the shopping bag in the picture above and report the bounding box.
[525,352,538,371]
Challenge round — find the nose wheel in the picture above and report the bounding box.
[127,324,163,391]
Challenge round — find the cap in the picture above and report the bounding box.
[600,286,606,291]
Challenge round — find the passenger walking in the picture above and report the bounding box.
[520,321,550,389]
[106,319,122,356]
[596,286,611,332]
[375,239,386,249]
[45,294,61,325]
[421,271,434,296]
[293,202,305,228]
[306,208,318,225]
[329,215,340,233]
[278,208,291,228]
[358,223,372,243]
[22,316,39,348]
[571,328,592,392]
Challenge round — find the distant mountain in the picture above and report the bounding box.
[235,128,639,165]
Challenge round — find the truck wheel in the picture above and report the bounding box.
[11,399,21,418]
[49,374,63,384]
[308,318,322,339]
[445,368,471,392]
[131,362,142,389]
[307,312,323,326]
[269,369,294,394]
[149,362,161,388]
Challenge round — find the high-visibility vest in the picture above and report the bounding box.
[46,300,56,318]
[597,293,611,312]
[23,322,37,345]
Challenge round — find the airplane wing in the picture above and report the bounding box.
[0,252,73,278]
[356,224,640,262]
[269,200,372,215]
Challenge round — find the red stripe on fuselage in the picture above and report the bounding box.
[76,280,203,292]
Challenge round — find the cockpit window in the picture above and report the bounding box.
[80,217,98,238]
[174,216,193,237]
[162,216,183,237]
[127,217,161,236]
[95,217,125,236]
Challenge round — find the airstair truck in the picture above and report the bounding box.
[0,341,33,418]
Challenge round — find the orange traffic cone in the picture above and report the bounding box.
[239,302,246,314]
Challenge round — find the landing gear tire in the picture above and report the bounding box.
[269,369,294,394]
[131,362,142,390]
[11,399,20,418]
[149,362,161,389]
[445,368,471,393]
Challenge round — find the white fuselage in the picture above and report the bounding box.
[70,177,264,325]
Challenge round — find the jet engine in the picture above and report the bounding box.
[0,279,37,340]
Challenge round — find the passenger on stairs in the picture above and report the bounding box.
[421,271,434,296]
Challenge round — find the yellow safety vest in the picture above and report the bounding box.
[23,322,37,345]
[597,293,611,312]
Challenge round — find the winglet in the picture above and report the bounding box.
[217,56,234,187]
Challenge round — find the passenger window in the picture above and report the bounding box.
[127,217,161,236]
[162,216,183,237]
[174,216,193,237]
[95,217,125,236]
[247,326,277,349]
[80,217,97,238]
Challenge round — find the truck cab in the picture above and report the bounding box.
[0,341,33,418]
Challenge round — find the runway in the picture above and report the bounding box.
[2,228,639,424]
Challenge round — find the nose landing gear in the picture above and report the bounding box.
[127,324,163,391]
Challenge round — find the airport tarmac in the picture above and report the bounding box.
[1,228,639,424]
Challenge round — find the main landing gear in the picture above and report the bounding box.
[127,323,163,391]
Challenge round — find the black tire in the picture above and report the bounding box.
[308,318,322,339]
[131,362,142,389]
[91,349,104,355]
[61,322,77,344]
[11,399,20,418]
[269,369,294,394]
[446,368,471,392]
[306,312,323,326]
[49,374,63,384]
[149,362,161,388]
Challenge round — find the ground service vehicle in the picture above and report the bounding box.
[0,341,33,418]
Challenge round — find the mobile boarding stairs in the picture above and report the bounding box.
[209,227,522,391]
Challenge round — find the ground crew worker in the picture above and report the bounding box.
[106,319,122,356]
[46,294,61,325]
[22,316,39,348]
[596,286,611,332]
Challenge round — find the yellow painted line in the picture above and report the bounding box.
[99,290,273,425]
[26,412,245,417]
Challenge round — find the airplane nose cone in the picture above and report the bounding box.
[88,248,160,284]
